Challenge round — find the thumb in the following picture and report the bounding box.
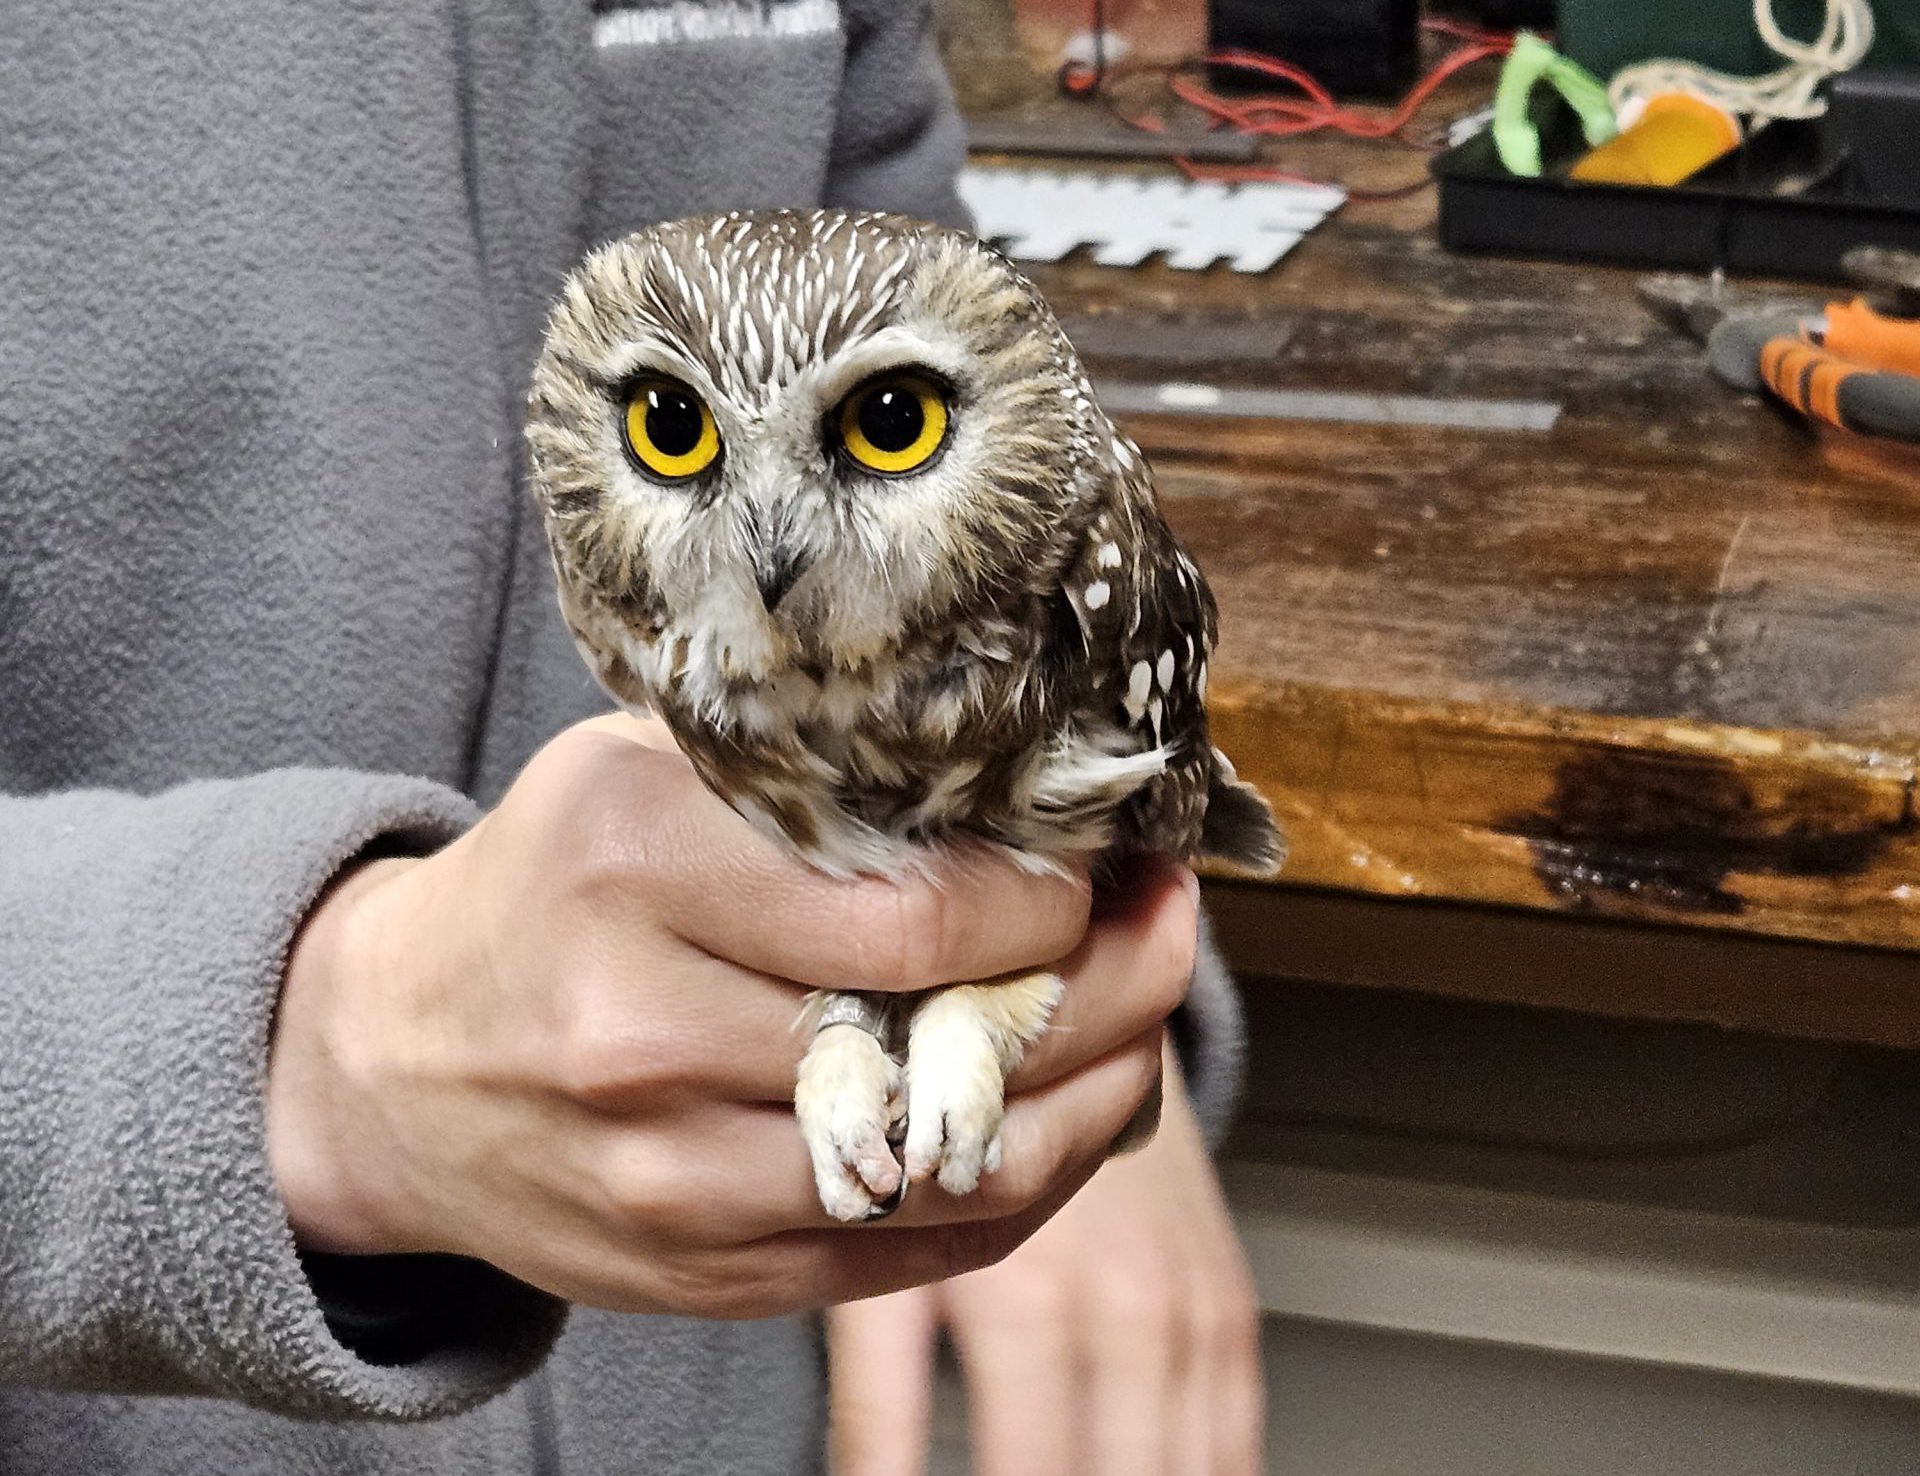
[826,1286,942,1476]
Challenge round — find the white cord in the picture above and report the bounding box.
[1608,0,1875,123]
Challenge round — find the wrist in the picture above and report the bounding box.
[268,854,422,1257]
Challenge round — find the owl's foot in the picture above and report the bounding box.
[903,971,1063,1196]
[795,1021,904,1222]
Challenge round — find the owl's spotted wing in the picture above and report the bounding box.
[1052,432,1284,872]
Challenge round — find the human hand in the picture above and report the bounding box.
[827,1048,1263,1476]
[265,714,1196,1319]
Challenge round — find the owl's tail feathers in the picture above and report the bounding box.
[1201,748,1287,876]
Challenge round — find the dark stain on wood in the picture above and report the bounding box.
[1500,749,1918,918]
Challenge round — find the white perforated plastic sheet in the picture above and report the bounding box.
[958,165,1344,274]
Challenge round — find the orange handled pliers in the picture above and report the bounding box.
[1643,248,1920,444]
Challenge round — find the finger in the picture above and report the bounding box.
[1086,1278,1183,1476]
[827,1291,939,1476]
[717,1155,1105,1316]
[1005,853,1198,1093]
[623,1027,1159,1243]
[1174,1271,1215,1476]
[1209,1290,1266,1476]
[559,946,825,1108]
[942,1270,1080,1476]
[580,739,1092,991]
[721,1028,1159,1243]
[574,710,681,752]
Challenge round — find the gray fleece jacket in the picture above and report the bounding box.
[0,2,1242,1471]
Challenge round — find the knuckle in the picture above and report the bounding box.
[592,1149,675,1238]
[1191,1271,1262,1365]
[556,983,685,1105]
[1214,1281,1264,1360]
[1095,1271,1179,1340]
[648,1251,760,1319]
[991,1265,1075,1330]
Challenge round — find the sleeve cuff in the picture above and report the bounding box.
[137,771,567,1419]
[1171,906,1248,1151]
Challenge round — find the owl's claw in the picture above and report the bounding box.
[795,1022,904,1222]
[901,972,1062,1196]
[903,1018,1008,1197]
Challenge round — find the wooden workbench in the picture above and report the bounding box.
[990,117,1920,1047]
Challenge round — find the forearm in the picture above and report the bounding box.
[0,772,563,1418]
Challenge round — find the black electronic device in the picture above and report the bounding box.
[1824,68,1920,211]
[1430,0,1556,28]
[1206,0,1420,99]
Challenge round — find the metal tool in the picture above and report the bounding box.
[1640,252,1920,443]
[1093,379,1563,432]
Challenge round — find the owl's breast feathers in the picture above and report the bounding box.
[563,431,1281,882]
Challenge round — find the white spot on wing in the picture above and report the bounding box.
[1156,649,1175,691]
[1097,542,1122,570]
[1084,580,1111,610]
[1125,660,1152,720]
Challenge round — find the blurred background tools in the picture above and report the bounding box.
[1434,0,1920,277]
[1641,245,1920,440]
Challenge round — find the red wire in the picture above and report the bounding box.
[1070,16,1514,199]
[1176,40,1508,145]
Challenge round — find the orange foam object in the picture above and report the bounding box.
[1569,94,1740,187]
[1824,298,1920,378]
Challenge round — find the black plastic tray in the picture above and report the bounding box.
[1433,104,1920,282]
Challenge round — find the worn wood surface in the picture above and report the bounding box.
[992,125,1920,955]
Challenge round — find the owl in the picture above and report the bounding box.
[525,209,1282,1221]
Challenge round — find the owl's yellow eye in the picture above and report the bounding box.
[836,374,950,476]
[624,378,719,482]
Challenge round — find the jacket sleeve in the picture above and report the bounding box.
[0,771,567,1419]
[823,0,971,229]
[1178,910,1249,1149]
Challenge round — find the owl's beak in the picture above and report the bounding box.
[754,547,810,613]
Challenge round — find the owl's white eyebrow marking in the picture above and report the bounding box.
[869,253,909,298]
[1097,542,1122,569]
[1125,660,1152,720]
[734,303,762,371]
[1084,580,1111,610]
[1156,650,1175,691]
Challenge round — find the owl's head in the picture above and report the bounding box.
[526,210,1099,689]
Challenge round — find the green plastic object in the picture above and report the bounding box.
[1493,31,1620,177]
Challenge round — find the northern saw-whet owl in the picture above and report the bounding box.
[526,209,1283,1221]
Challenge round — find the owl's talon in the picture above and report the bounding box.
[902,973,1061,1195]
[903,1058,1006,1195]
[796,1021,902,1222]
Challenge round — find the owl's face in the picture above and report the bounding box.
[527,211,1099,688]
